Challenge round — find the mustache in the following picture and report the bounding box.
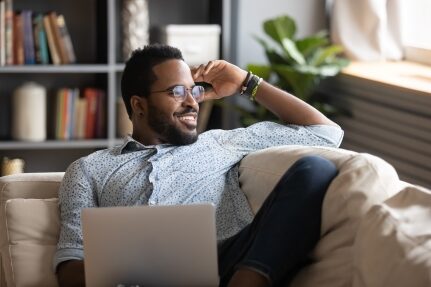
[174,108,198,116]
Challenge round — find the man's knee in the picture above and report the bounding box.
[279,155,338,195]
[294,155,337,177]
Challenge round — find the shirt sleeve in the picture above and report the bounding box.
[217,121,344,153]
[53,158,98,272]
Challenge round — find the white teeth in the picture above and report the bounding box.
[179,116,195,120]
[177,115,197,125]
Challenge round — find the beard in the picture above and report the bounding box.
[147,101,198,145]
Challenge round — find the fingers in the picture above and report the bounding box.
[191,64,206,81]
[191,60,222,81]
[203,60,216,75]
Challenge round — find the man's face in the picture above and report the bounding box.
[144,59,200,145]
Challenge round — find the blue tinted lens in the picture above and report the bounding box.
[192,86,204,102]
[171,85,204,102]
[172,86,186,100]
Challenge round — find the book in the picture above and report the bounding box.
[84,88,98,139]
[22,10,35,64]
[95,89,106,138]
[4,0,12,65]
[56,14,76,64]
[62,88,71,139]
[48,11,68,64]
[67,88,78,139]
[0,0,5,66]
[75,95,87,139]
[72,89,81,139]
[13,11,24,65]
[33,13,49,64]
[55,89,63,139]
[43,13,60,65]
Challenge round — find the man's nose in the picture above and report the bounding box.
[182,91,199,108]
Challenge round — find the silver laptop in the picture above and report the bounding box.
[81,204,219,287]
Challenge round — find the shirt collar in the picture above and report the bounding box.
[120,135,154,154]
[119,135,173,154]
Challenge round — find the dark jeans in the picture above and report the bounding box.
[218,155,338,287]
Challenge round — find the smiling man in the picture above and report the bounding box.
[129,54,202,145]
[55,44,343,287]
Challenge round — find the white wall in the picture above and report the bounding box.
[232,0,327,68]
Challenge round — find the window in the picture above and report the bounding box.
[401,0,431,65]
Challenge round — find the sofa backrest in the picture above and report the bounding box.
[0,173,63,287]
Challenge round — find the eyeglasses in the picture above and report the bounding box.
[151,85,205,103]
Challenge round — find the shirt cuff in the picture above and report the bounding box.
[53,248,84,273]
[305,124,344,147]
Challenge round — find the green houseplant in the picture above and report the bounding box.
[240,15,349,126]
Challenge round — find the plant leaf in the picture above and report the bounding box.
[281,38,305,65]
[262,16,304,65]
[295,35,329,58]
[310,45,344,66]
[273,65,316,100]
[316,65,343,77]
[255,35,290,65]
[246,64,272,81]
[266,49,290,65]
[329,57,350,68]
[263,15,296,44]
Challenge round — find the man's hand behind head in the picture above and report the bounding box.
[191,60,248,101]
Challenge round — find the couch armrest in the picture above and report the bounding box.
[0,173,64,202]
[238,145,404,287]
[0,173,63,287]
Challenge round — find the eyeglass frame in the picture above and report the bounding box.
[150,85,205,103]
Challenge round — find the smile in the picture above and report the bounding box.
[176,113,198,127]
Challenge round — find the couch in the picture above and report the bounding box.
[1,145,431,287]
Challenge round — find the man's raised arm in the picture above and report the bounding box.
[192,60,338,127]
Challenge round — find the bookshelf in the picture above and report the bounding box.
[0,0,227,172]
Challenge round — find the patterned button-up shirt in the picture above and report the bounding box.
[54,122,343,269]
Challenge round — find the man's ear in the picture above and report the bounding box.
[130,95,148,117]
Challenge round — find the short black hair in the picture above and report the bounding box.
[121,44,184,118]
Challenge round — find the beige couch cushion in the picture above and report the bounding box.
[353,185,431,287]
[4,198,60,287]
[0,173,62,287]
[239,145,403,287]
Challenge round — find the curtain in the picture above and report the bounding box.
[330,0,403,61]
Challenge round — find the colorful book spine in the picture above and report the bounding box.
[48,11,68,64]
[62,89,73,140]
[72,89,81,139]
[55,89,63,139]
[68,88,78,139]
[95,89,106,138]
[4,0,13,65]
[33,13,49,65]
[43,13,60,65]
[22,10,35,64]
[75,95,87,139]
[0,0,5,66]
[56,14,76,64]
[84,88,98,139]
[13,11,24,65]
